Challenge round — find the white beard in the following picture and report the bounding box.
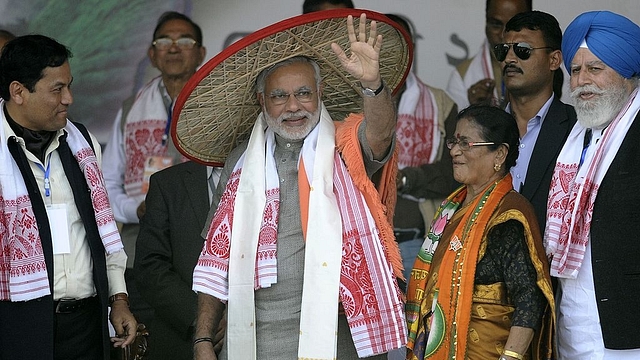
[571,84,631,129]
[262,98,321,141]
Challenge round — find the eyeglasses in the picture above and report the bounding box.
[152,37,198,50]
[446,138,495,151]
[492,42,553,62]
[268,90,315,105]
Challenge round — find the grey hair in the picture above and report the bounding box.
[255,56,322,94]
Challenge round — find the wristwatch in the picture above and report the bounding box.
[361,81,385,97]
[109,293,130,307]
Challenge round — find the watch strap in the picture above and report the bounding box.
[361,81,385,97]
[109,292,130,307]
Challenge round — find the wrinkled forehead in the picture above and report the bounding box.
[265,62,317,89]
[155,19,198,39]
[455,117,484,137]
[570,47,603,67]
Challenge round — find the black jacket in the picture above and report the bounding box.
[520,97,577,235]
[590,111,640,349]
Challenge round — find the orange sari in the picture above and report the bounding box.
[405,174,554,359]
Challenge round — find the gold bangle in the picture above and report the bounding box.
[109,293,130,307]
[502,350,524,360]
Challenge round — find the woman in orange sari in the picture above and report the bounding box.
[405,105,554,360]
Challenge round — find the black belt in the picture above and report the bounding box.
[394,228,425,243]
[54,296,97,314]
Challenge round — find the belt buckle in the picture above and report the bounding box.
[55,298,78,314]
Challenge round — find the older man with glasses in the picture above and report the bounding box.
[102,9,206,343]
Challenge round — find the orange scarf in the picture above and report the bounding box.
[406,175,513,359]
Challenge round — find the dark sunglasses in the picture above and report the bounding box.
[493,42,553,62]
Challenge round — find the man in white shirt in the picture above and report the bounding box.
[0,34,136,360]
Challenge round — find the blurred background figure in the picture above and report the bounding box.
[0,30,16,50]
[102,11,206,328]
[446,0,531,109]
[385,13,458,289]
[302,0,354,13]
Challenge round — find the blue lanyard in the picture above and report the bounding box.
[35,154,53,197]
[162,102,173,146]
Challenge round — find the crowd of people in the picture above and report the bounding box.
[1,0,639,359]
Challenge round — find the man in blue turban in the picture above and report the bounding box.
[544,10,640,360]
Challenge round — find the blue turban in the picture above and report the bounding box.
[562,10,640,78]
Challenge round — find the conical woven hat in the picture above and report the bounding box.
[172,9,412,165]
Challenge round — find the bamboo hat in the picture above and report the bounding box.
[171,8,413,165]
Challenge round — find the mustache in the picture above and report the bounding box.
[571,85,605,99]
[278,111,312,122]
[502,64,523,76]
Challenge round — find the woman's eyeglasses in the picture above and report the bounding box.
[446,138,495,151]
[492,42,553,62]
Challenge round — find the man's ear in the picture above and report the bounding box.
[197,46,206,66]
[148,47,158,68]
[9,81,25,105]
[257,92,265,107]
[549,49,562,71]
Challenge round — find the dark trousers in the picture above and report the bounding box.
[0,296,55,360]
[54,296,103,360]
[0,296,103,360]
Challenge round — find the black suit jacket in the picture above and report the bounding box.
[590,111,640,349]
[520,97,577,235]
[134,161,210,360]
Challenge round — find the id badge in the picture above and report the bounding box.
[46,204,70,254]
[142,155,174,193]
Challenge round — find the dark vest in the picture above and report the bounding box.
[0,123,111,360]
[590,111,640,349]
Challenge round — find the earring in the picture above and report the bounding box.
[494,163,501,172]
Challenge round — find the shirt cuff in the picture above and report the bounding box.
[106,249,128,296]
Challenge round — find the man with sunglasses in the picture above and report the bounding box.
[545,10,640,359]
[102,10,206,337]
[497,10,576,236]
[446,0,531,110]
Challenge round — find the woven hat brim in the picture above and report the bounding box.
[172,9,413,166]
